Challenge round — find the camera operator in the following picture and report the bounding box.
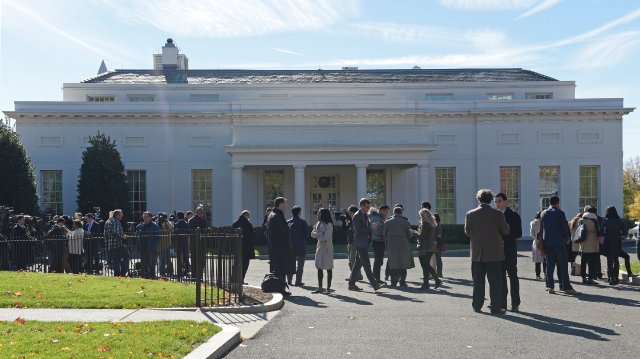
[157,212,174,277]
[10,215,33,270]
[342,205,363,281]
[83,213,102,274]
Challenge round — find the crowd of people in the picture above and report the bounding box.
[4,207,212,278]
[4,190,638,314]
[262,196,447,296]
[260,190,637,314]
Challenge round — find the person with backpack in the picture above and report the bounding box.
[579,206,601,285]
[311,208,334,294]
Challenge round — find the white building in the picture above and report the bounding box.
[4,39,634,227]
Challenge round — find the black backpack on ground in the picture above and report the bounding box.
[261,273,290,295]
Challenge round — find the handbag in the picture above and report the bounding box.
[261,273,290,294]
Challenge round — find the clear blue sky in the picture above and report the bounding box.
[1,0,638,159]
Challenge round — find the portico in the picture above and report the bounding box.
[225,144,434,222]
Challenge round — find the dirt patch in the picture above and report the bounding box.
[239,286,273,305]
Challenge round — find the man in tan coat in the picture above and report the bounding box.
[465,189,510,314]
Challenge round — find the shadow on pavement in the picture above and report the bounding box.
[444,277,474,287]
[495,311,619,341]
[327,292,373,306]
[577,293,640,307]
[286,295,327,308]
[429,289,474,300]
[375,291,424,303]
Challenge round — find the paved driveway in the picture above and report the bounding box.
[226,247,640,359]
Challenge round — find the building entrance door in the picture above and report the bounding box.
[310,175,339,219]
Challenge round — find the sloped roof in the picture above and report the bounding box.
[81,68,557,85]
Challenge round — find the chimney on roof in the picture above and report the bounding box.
[97,60,108,74]
[153,38,188,70]
[162,38,178,69]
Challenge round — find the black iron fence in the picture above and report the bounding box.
[0,228,243,306]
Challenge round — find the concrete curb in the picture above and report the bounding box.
[150,286,284,314]
[184,322,241,359]
[201,286,284,314]
[619,273,640,285]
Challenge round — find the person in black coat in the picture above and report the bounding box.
[188,207,209,277]
[83,213,102,274]
[287,206,310,286]
[10,215,32,270]
[46,217,68,273]
[173,211,190,276]
[266,197,294,286]
[232,210,256,283]
[603,206,630,285]
[495,193,522,311]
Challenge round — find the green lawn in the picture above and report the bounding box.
[0,320,219,359]
[0,272,197,309]
[254,242,469,256]
[622,261,640,274]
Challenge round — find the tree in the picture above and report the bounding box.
[76,133,129,220]
[0,118,39,214]
[623,156,640,219]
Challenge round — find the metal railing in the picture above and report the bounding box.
[0,228,243,306]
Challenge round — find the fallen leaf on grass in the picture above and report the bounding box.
[36,292,43,298]
[57,326,64,332]
[15,291,22,297]
[51,338,59,343]
[14,317,26,325]
[140,285,145,289]
[97,345,111,352]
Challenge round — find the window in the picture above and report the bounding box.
[190,94,220,102]
[487,93,513,101]
[425,93,454,102]
[526,92,553,100]
[264,170,285,211]
[500,167,520,213]
[539,166,560,210]
[127,95,155,102]
[127,170,147,223]
[579,166,600,210]
[87,95,115,102]
[192,169,213,223]
[41,170,63,215]
[366,169,386,207]
[435,168,456,224]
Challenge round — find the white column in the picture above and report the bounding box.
[231,165,243,218]
[356,164,368,202]
[418,164,430,203]
[294,165,306,219]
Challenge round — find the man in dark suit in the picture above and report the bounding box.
[266,197,294,294]
[287,206,310,286]
[83,213,102,274]
[348,198,386,292]
[465,189,510,315]
[540,196,581,295]
[495,193,522,312]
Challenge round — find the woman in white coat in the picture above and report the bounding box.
[530,211,544,279]
[311,208,334,294]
